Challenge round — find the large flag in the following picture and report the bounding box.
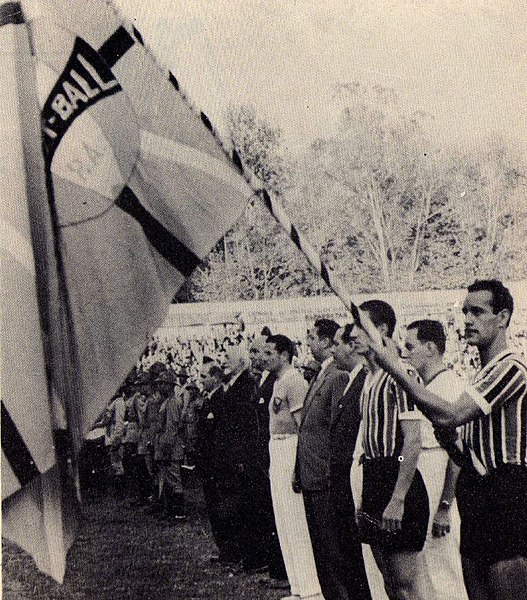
[2,0,378,582]
[1,0,252,581]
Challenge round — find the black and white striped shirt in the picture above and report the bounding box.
[360,368,422,459]
[461,350,527,472]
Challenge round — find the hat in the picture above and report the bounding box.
[176,367,189,381]
[134,372,151,386]
[155,370,178,385]
[301,360,321,373]
[149,361,167,379]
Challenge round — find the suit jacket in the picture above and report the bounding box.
[211,369,260,489]
[296,361,348,491]
[196,386,223,475]
[329,366,367,469]
[157,389,185,461]
[254,370,277,472]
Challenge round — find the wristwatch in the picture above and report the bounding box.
[439,500,451,510]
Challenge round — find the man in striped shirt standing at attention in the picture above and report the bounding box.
[355,300,430,600]
[369,280,527,600]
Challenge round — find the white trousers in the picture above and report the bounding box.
[269,435,322,598]
[416,448,469,600]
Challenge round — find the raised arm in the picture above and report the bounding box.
[371,338,481,428]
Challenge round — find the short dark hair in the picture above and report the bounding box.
[340,323,357,345]
[267,334,296,363]
[359,300,397,338]
[467,279,514,322]
[407,320,446,354]
[261,326,272,337]
[202,355,214,364]
[314,318,340,342]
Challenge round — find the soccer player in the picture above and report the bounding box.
[355,300,429,600]
[368,280,527,600]
[401,320,468,600]
[265,334,323,600]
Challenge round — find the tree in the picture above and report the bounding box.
[288,83,527,292]
[449,136,527,282]
[186,106,324,302]
[182,88,527,303]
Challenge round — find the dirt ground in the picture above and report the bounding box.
[2,472,287,600]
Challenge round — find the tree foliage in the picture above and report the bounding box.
[185,86,527,302]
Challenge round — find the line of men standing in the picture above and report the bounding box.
[194,278,526,600]
[196,346,289,587]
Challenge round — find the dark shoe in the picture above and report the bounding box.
[129,497,149,507]
[158,513,187,524]
[221,560,243,573]
[244,563,269,575]
[257,575,290,589]
[268,578,290,590]
[144,499,164,515]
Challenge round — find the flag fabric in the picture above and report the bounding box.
[1,0,252,581]
[2,0,379,582]
[1,0,79,581]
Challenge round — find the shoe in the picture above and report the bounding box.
[129,497,149,507]
[267,578,290,590]
[222,560,243,573]
[144,500,164,515]
[158,513,187,525]
[258,576,290,590]
[181,464,195,470]
[244,563,269,575]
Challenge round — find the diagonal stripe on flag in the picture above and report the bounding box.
[140,130,250,196]
[98,25,135,67]
[115,186,201,276]
[1,401,40,487]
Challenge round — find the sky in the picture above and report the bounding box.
[115,0,527,158]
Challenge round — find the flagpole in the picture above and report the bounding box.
[21,0,88,457]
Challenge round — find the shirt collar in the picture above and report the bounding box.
[224,369,245,390]
[343,364,364,396]
[319,356,334,375]
[208,385,222,398]
[474,349,514,382]
[259,370,269,386]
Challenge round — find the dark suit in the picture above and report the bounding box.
[329,366,372,600]
[197,386,229,559]
[248,371,287,579]
[297,360,350,600]
[211,369,265,568]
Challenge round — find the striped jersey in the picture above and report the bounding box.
[461,350,527,472]
[360,367,422,459]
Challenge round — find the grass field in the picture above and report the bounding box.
[2,472,287,600]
